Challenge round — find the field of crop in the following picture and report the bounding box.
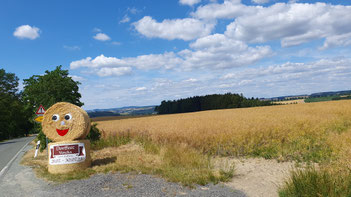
[273,99,305,105]
[96,100,351,161]
[95,100,351,196]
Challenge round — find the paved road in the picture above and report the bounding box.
[0,138,247,197]
[0,136,36,173]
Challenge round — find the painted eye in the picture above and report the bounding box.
[52,114,59,122]
[64,114,72,120]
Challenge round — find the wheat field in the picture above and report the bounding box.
[95,100,351,162]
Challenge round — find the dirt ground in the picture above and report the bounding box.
[225,158,295,197]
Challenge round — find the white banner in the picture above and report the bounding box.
[49,143,86,165]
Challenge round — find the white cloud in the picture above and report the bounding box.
[192,0,260,19]
[71,33,272,75]
[93,28,102,32]
[71,55,124,69]
[79,57,351,109]
[93,33,111,41]
[127,7,139,14]
[183,78,198,83]
[63,45,80,51]
[179,0,201,6]
[70,53,182,71]
[252,0,269,4]
[224,2,351,47]
[180,34,272,70]
[120,15,130,23]
[13,25,40,40]
[133,16,215,41]
[221,58,351,82]
[69,75,85,81]
[320,32,351,50]
[97,67,132,77]
[136,87,147,91]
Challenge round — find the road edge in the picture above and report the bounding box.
[0,137,34,181]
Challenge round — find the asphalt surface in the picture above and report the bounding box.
[0,138,247,197]
[0,136,36,172]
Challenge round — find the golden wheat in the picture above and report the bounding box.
[95,100,351,161]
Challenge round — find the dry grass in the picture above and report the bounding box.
[94,100,351,195]
[23,100,351,194]
[95,100,351,162]
[22,139,233,186]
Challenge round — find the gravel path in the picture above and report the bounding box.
[52,172,245,197]
[0,144,246,197]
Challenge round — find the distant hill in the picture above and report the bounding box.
[310,90,351,98]
[87,105,156,118]
[88,90,351,118]
[261,90,351,101]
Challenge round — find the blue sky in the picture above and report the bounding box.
[1,0,351,110]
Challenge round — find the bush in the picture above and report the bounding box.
[87,123,101,142]
[37,129,51,152]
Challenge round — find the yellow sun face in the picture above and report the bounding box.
[42,102,91,142]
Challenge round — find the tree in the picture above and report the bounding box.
[22,65,83,110]
[0,69,33,140]
[22,66,84,150]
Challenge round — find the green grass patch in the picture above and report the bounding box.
[279,167,351,197]
[91,135,131,150]
[304,95,351,103]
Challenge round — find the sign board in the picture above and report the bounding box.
[49,143,86,165]
[36,105,46,115]
[34,116,43,123]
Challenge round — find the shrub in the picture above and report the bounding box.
[87,123,101,142]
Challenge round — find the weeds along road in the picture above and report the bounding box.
[0,136,36,176]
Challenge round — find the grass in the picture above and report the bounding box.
[95,100,351,163]
[22,136,234,187]
[23,100,351,194]
[279,167,351,197]
[94,100,351,195]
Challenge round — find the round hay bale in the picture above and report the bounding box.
[47,140,91,174]
[42,102,91,142]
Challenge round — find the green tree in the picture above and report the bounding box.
[0,69,33,140]
[22,66,84,150]
[22,66,83,110]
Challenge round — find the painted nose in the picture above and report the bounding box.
[60,121,65,126]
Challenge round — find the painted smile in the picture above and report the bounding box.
[56,128,69,136]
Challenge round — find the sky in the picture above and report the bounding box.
[1,0,351,110]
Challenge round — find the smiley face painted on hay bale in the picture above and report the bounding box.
[42,102,91,142]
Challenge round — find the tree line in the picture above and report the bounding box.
[0,69,33,140]
[155,93,273,114]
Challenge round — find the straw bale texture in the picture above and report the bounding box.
[48,140,91,174]
[42,102,91,142]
